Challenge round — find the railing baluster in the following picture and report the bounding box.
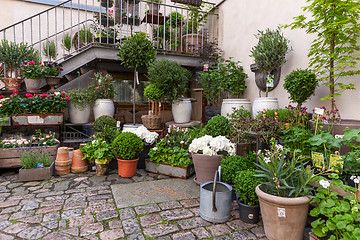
[47,11,50,61]
[78,0,80,50]
[55,7,58,61]
[39,15,42,62]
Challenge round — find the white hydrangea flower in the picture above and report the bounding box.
[319,179,330,189]
[123,126,158,145]
[189,135,235,156]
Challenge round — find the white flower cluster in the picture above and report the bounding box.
[319,179,330,189]
[189,135,236,156]
[123,126,159,145]
[350,176,360,184]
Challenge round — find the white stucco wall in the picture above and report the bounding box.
[218,0,360,120]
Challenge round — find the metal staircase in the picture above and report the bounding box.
[0,0,218,89]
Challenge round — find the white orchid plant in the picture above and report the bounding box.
[123,126,159,145]
[189,135,236,157]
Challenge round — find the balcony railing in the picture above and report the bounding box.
[0,0,218,64]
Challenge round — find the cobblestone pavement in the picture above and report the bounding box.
[0,169,267,240]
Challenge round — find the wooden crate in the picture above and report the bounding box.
[145,160,194,179]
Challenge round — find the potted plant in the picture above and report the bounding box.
[204,115,230,137]
[0,40,38,90]
[18,147,54,181]
[220,153,256,185]
[198,57,250,117]
[234,169,261,224]
[250,28,291,117]
[147,59,192,123]
[112,132,144,178]
[20,61,45,92]
[189,134,235,184]
[89,72,115,120]
[42,40,57,63]
[0,116,10,136]
[118,32,156,125]
[142,83,165,129]
[73,26,94,50]
[93,115,117,132]
[283,69,317,108]
[43,62,63,92]
[62,33,72,59]
[255,140,317,240]
[66,87,96,124]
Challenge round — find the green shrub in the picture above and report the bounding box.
[234,170,260,206]
[93,115,117,132]
[20,148,52,169]
[221,153,256,184]
[205,115,230,137]
[144,83,164,101]
[112,132,144,160]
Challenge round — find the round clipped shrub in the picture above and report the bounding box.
[112,132,144,160]
[205,115,230,137]
[234,170,261,206]
[93,115,117,132]
[220,153,256,185]
[144,83,164,101]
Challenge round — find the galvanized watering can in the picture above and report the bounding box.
[199,169,232,223]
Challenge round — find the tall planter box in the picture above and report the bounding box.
[12,113,63,125]
[145,160,194,179]
[0,145,59,168]
[19,162,54,181]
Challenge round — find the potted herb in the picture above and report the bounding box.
[42,40,57,63]
[204,115,230,137]
[73,27,94,50]
[66,87,96,124]
[197,57,250,117]
[19,147,54,181]
[283,69,317,107]
[112,132,144,178]
[89,72,115,120]
[20,61,45,92]
[234,170,261,224]
[250,28,291,117]
[147,59,192,123]
[93,115,117,133]
[62,32,72,58]
[220,153,256,185]
[0,40,38,90]
[141,83,165,130]
[43,62,63,92]
[189,135,235,184]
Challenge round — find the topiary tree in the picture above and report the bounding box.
[283,69,317,107]
[234,169,261,206]
[144,83,164,116]
[288,0,360,115]
[93,115,117,132]
[117,32,157,124]
[112,132,144,160]
[204,115,230,137]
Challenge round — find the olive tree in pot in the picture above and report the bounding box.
[197,57,249,118]
[66,87,96,124]
[250,28,291,118]
[118,32,156,125]
[112,132,144,178]
[147,59,192,124]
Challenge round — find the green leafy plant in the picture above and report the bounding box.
[204,115,230,137]
[144,84,164,101]
[66,87,96,110]
[283,69,317,107]
[343,150,360,177]
[197,57,248,103]
[228,107,255,144]
[43,62,63,77]
[288,0,360,114]
[20,148,52,169]
[256,106,309,126]
[220,153,256,185]
[20,61,45,79]
[62,33,72,53]
[42,40,57,62]
[112,132,144,160]
[93,115,117,132]
[280,126,314,160]
[234,170,261,206]
[147,59,191,102]
[89,72,114,99]
[78,27,94,45]
[80,138,113,165]
[310,174,360,239]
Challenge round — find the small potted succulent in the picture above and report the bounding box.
[112,132,144,178]
[234,169,261,224]
[19,147,54,181]
[66,87,96,124]
[43,62,63,92]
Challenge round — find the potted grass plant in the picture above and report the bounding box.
[67,87,96,124]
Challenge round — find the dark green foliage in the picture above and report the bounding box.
[234,170,260,206]
[147,59,191,102]
[343,150,360,176]
[204,115,230,137]
[221,153,256,185]
[112,132,144,160]
[93,115,117,132]
[62,33,72,52]
[283,69,317,106]
[250,28,291,74]
[280,126,314,160]
[42,40,57,61]
[144,84,164,101]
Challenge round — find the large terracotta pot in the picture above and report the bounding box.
[24,78,42,91]
[2,77,22,90]
[93,99,115,120]
[255,185,311,240]
[71,149,88,173]
[117,158,138,178]
[192,153,223,185]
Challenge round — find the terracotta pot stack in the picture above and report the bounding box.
[71,150,88,173]
[55,147,71,175]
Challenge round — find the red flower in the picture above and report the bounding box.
[0,95,3,99]
[22,65,25,67]
[29,61,35,65]
[47,95,52,98]
[60,92,66,96]
[13,89,19,93]
[65,97,70,101]
[40,65,43,67]
[41,94,47,97]
[25,93,33,98]
[11,93,16,96]
[39,62,42,64]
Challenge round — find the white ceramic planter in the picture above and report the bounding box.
[93,99,115,120]
[172,98,192,123]
[69,103,91,124]
[252,97,279,118]
[221,99,252,118]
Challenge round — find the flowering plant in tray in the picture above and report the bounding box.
[189,135,236,156]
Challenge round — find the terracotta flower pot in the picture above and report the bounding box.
[255,185,311,240]
[2,77,22,90]
[55,147,71,175]
[192,153,223,185]
[24,78,41,91]
[71,149,88,173]
[117,158,138,178]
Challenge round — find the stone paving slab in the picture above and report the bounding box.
[111,178,200,208]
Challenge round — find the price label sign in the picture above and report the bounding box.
[314,107,324,116]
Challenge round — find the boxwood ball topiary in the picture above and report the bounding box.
[112,132,144,160]
[205,115,230,137]
[93,115,117,132]
[234,169,261,206]
[220,153,256,185]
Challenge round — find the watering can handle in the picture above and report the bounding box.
[212,170,218,212]
[218,166,221,182]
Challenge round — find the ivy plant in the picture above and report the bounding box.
[288,0,360,114]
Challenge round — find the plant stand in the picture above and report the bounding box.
[19,162,55,181]
[145,160,195,179]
